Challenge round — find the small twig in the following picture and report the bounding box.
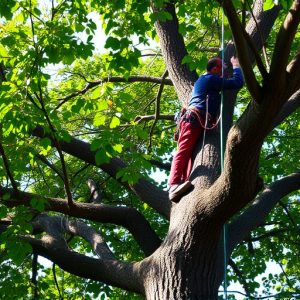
[229,258,252,298]
[0,63,7,82]
[36,153,64,180]
[37,81,74,208]
[278,200,297,227]
[31,253,38,300]
[27,93,42,111]
[0,138,18,192]
[148,70,169,149]
[21,5,44,24]
[54,76,173,110]
[29,0,36,47]
[134,114,175,123]
[246,228,294,242]
[52,264,63,300]
[87,179,102,204]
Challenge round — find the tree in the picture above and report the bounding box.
[0,0,299,299]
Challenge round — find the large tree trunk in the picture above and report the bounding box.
[142,203,223,300]
[145,2,282,299]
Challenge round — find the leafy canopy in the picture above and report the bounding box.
[0,0,299,299]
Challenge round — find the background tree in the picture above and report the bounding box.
[0,0,299,299]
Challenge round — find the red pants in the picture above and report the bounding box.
[169,119,204,185]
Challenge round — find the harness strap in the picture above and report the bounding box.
[188,107,221,130]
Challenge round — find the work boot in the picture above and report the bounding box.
[169,181,193,203]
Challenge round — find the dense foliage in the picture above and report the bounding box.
[0,0,299,299]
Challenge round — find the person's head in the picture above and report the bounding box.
[206,57,224,76]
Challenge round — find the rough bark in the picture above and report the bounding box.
[153,2,198,105]
[0,187,161,256]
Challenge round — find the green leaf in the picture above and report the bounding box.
[90,139,102,151]
[105,37,120,50]
[109,116,120,128]
[182,55,193,65]
[93,113,106,126]
[7,240,32,265]
[95,149,110,165]
[0,205,8,218]
[40,137,52,149]
[30,197,47,212]
[263,0,275,11]
[113,144,123,153]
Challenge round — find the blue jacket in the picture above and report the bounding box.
[188,68,244,118]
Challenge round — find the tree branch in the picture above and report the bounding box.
[149,159,171,172]
[245,227,296,243]
[55,75,173,110]
[272,88,300,129]
[153,1,198,104]
[32,126,171,218]
[286,51,300,98]
[149,69,168,149]
[37,85,73,208]
[36,153,64,180]
[228,172,300,253]
[87,179,102,204]
[0,141,19,192]
[134,114,175,123]
[229,258,252,298]
[221,0,262,101]
[31,214,69,249]
[33,214,115,260]
[246,0,270,70]
[22,235,143,294]
[0,187,162,256]
[269,0,300,87]
[65,218,115,260]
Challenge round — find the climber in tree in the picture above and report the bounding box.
[168,56,244,202]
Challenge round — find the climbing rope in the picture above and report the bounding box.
[220,6,228,300]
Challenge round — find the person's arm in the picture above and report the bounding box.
[223,56,244,89]
[210,57,244,90]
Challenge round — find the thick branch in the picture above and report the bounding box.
[33,214,115,260]
[153,2,198,104]
[65,218,115,260]
[286,51,300,97]
[228,172,300,253]
[222,0,262,101]
[0,187,162,256]
[31,214,69,249]
[23,236,143,294]
[270,0,300,86]
[32,126,171,218]
[273,88,300,128]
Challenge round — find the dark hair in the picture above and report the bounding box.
[206,57,222,71]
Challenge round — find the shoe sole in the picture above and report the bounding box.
[169,182,193,202]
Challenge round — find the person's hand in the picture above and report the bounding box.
[231,56,240,68]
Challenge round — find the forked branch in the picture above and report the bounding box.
[0,187,162,256]
[228,171,300,253]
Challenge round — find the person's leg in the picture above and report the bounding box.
[169,120,203,186]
